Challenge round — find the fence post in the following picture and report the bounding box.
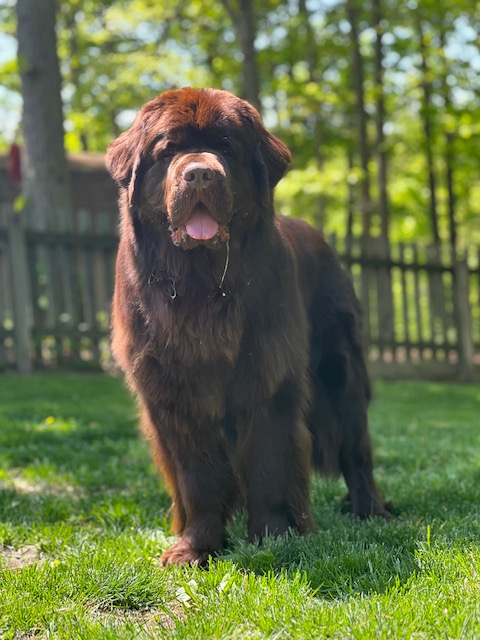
[373,236,394,349]
[7,207,33,374]
[454,258,474,381]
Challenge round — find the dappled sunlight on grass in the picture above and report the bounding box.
[0,374,479,638]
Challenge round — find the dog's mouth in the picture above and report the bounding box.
[185,204,219,240]
[169,203,230,250]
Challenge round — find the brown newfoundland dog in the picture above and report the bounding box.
[106,88,389,566]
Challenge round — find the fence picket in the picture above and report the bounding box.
[412,244,423,361]
[6,209,32,373]
[454,256,475,380]
[0,219,12,369]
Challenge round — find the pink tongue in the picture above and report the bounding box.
[186,209,219,240]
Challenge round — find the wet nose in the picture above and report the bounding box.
[183,163,215,188]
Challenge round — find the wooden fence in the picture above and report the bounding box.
[0,205,479,379]
[0,206,117,373]
[330,235,479,380]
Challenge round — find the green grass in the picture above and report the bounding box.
[0,373,479,639]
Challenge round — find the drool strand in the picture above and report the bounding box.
[219,239,230,296]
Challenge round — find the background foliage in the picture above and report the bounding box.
[0,0,479,245]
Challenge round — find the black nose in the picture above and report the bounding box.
[183,163,215,188]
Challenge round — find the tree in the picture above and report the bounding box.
[221,0,261,111]
[1,0,478,246]
[346,0,373,242]
[418,19,440,245]
[372,0,390,239]
[439,26,456,249]
[16,0,72,231]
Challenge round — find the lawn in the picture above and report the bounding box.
[0,373,479,639]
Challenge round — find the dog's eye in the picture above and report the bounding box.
[159,147,176,159]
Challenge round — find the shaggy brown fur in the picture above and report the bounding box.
[106,88,389,566]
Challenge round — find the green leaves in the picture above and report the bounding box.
[2,0,478,245]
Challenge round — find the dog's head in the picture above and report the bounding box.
[106,88,291,250]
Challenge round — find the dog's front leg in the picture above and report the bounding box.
[235,378,316,542]
[141,401,238,566]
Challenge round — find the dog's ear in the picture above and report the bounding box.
[257,127,291,189]
[251,121,291,207]
[106,118,149,207]
[244,103,291,205]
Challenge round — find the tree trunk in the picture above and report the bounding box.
[346,0,373,242]
[221,0,261,112]
[238,0,260,111]
[346,0,372,345]
[346,147,355,250]
[372,0,394,345]
[16,0,72,232]
[418,21,440,245]
[440,29,456,250]
[419,24,444,324]
[299,0,326,229]
[372,0,389,239]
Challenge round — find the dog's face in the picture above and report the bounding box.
[106,88,291,250]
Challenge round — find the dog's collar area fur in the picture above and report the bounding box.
[147,270,177,299]
[147,238,230,299]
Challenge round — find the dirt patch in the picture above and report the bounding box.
[1,544,45,570]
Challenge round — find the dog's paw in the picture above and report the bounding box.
[161,538,213,567]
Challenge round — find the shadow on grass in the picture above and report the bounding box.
[219,462,480,598]
[0,415,171,532]
[1,442,478,600]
